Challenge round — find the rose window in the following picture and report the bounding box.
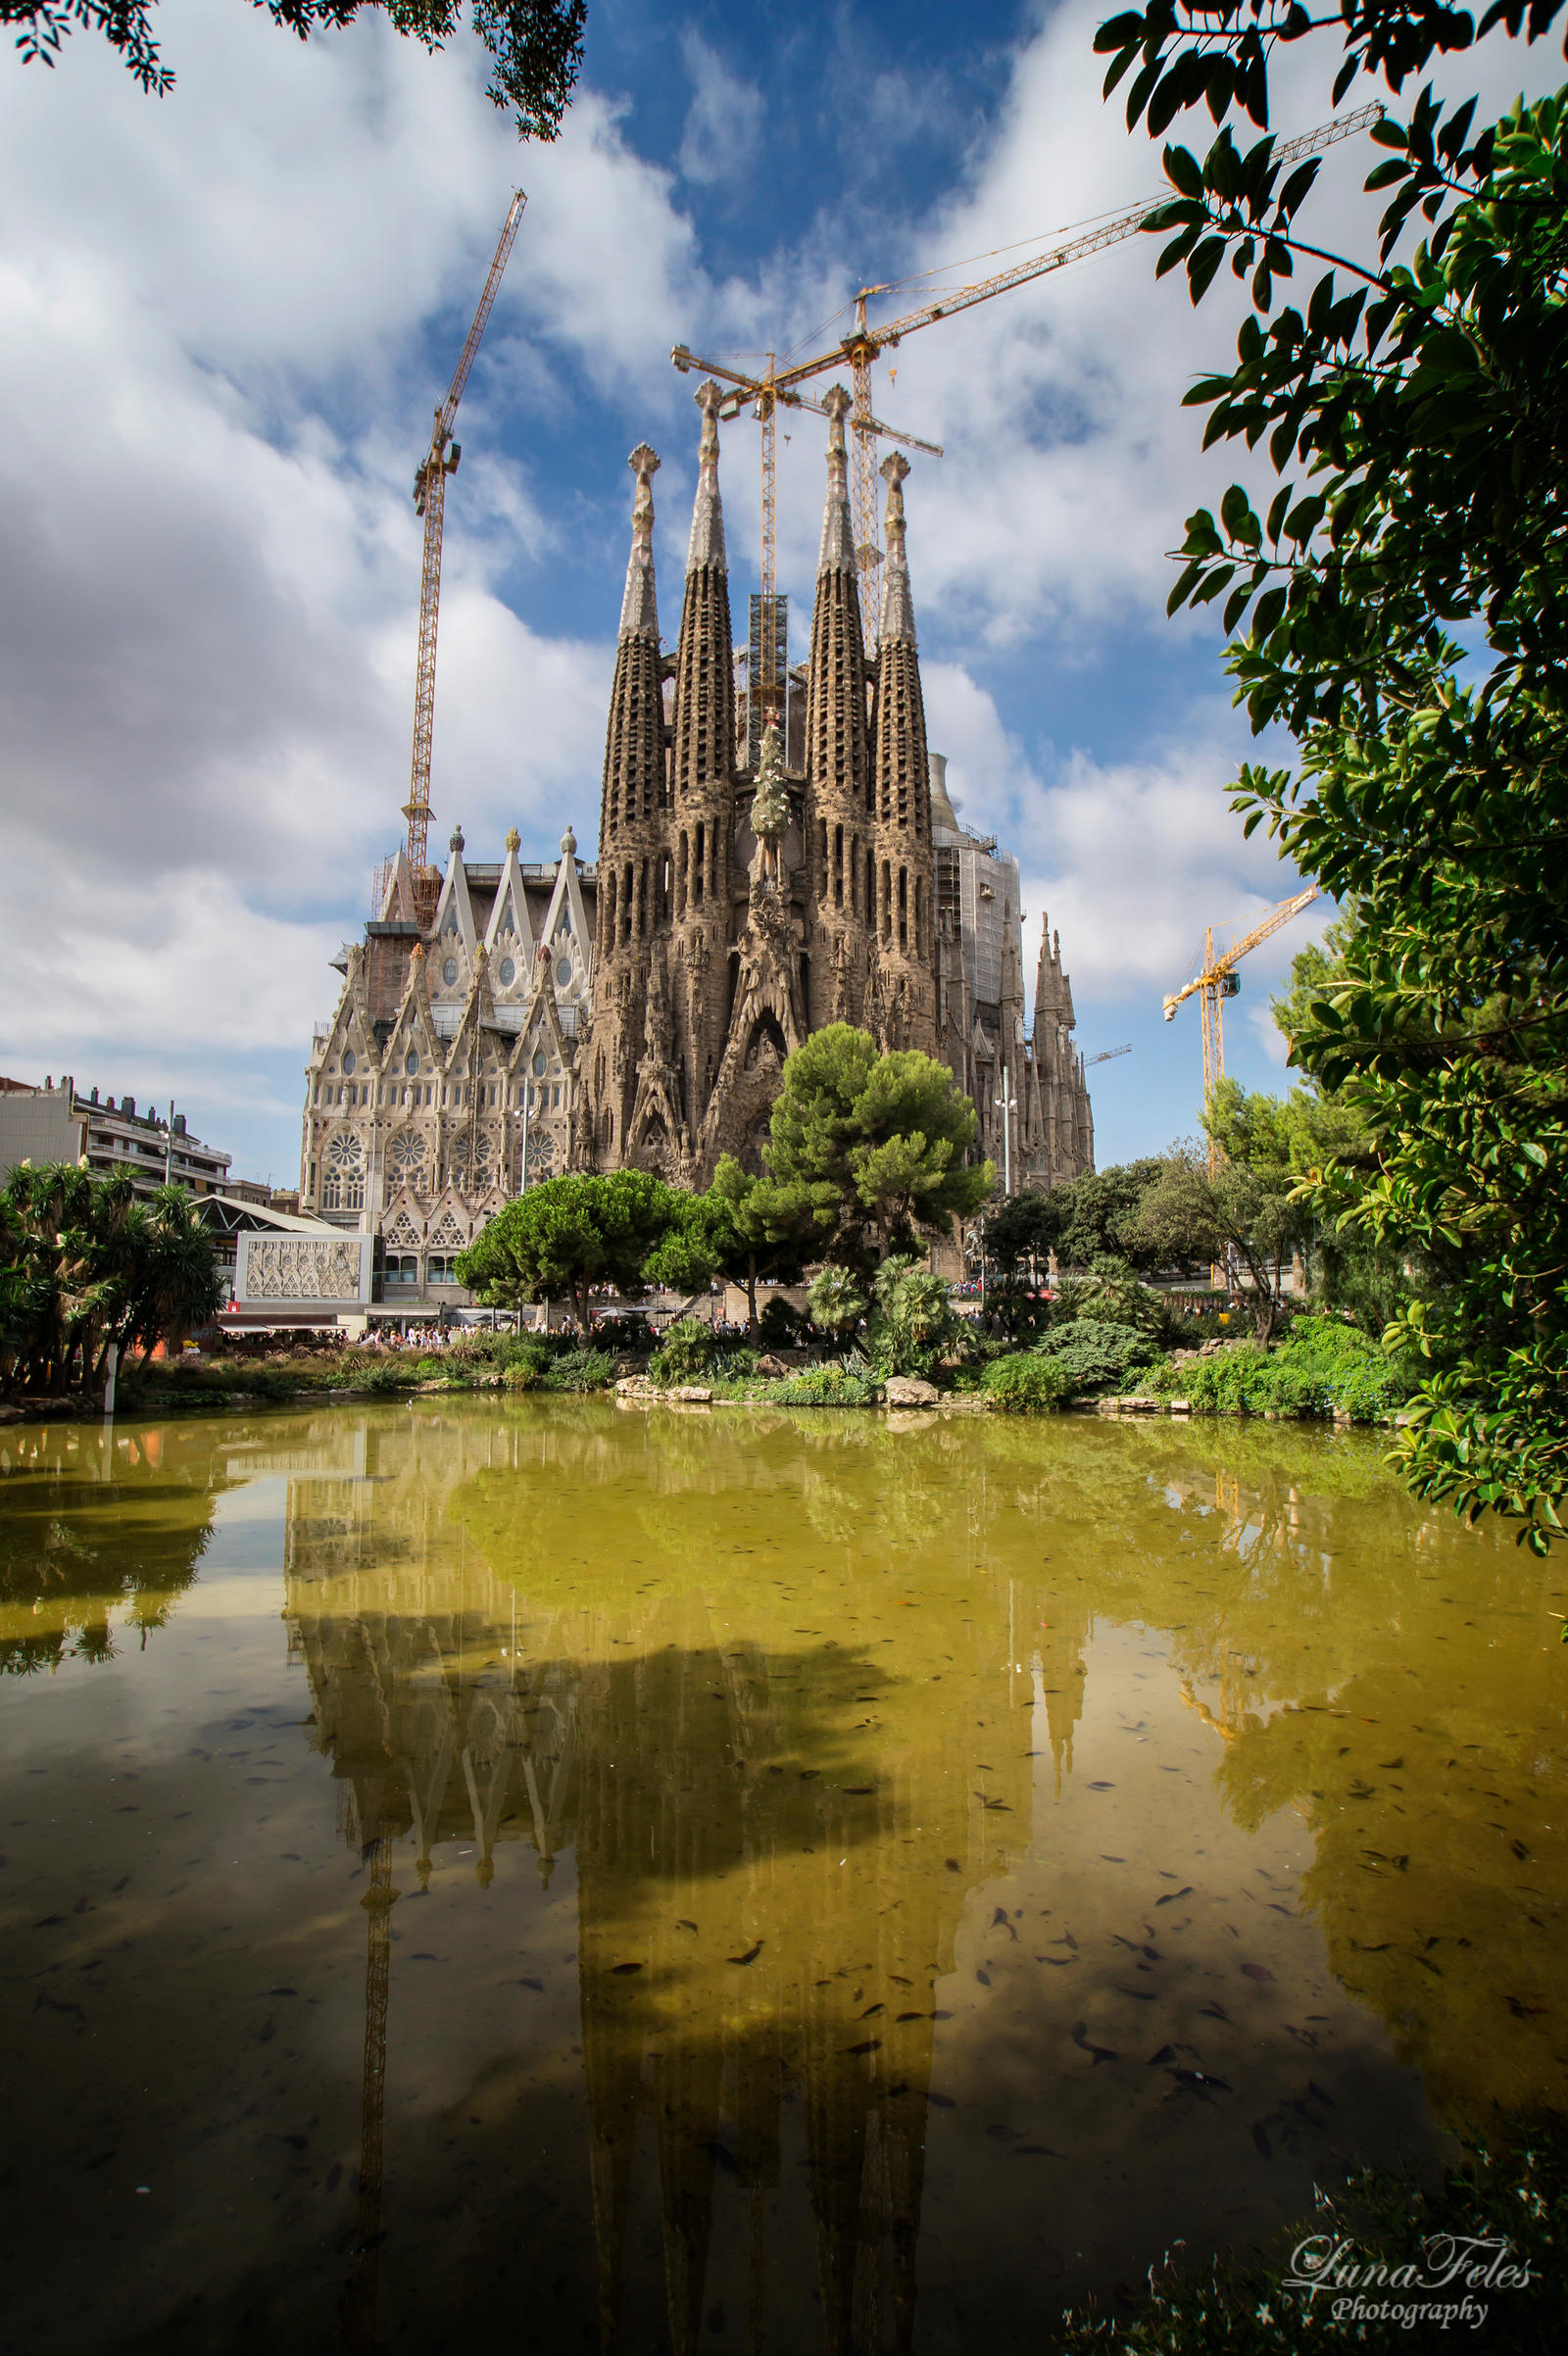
[321,1130,366,1211]
[388,1129,429,1188]
[450,1136,494,1194]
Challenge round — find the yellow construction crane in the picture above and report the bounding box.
[1163,883,1322,1112]
[402,189,526,923]
[673,105,1378,642]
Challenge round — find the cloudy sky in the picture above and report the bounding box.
[0,0,1548,1181]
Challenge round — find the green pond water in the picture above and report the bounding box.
[1,1398,1563,2355]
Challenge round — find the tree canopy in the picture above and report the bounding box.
[7,0,587,135]
[763,1024,993,1265]
[701,1154,820,1348]
[455,1169,676,1329]
[2,1163,224,1399]
[984,1160,1172,1279]
[1096,0,1568,1547]
[1131,1148,1298,1339]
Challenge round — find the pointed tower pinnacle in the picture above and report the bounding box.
[619,443,661,640]
[877,450,916,647]
[687,380,727,574]
[869,450,931,844]
[671,380,734,804]
[817,384,857,575]
[600,443,667,847]
[807,384,870,815]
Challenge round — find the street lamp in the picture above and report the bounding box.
[995,1072,1017,1198]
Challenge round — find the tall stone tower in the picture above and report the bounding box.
[570,380,1089,1191]
[804,385,875,1033]
[866,449,938,1054]
[581,441,666,1166]
[668,377,737,1150]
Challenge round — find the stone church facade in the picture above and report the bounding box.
[299,381,1093,1290]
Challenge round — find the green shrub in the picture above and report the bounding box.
[868,1254,960,1378]
[648,1316,717,1387]
[982,1353,1069,1414]
[1138,1319,1418,1419]
[1034,1318,1158,1396]
[501,1362,541,1392]
[758,1296,806,1348]
[712,1348,758,1381]
[539,1348,616,1394]
[763,1359,881,1407]
[356,1355,423,1393]
[1078,1255,1167,1332]
[806,1265,868,1336]
[591,1314,655,1355]
[442,1331,516,1370]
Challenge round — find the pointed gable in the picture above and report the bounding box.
[431,826,478,962]
[484,828,538,981]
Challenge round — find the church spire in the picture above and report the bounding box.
[618,442,660,640]
[870,451,931,843]
[876,449,916,647]
[816,382,857,576]
[671,380,734,804]
[686,376,727,575]
[807,384,870,810]
[599,442,666,856]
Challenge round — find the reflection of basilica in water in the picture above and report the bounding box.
[208,1399,1561,2353]
[2,1400,1564,2353]
[278,1407,1087,2353]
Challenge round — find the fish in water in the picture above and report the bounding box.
[1070,2021,1118,2067]
[993,1908,1019,1941]
[1154,1887,1195,1906]
[727,1940,763,1967]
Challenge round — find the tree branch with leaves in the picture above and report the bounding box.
[1096,0,1568,1547]
[6,0,587,136]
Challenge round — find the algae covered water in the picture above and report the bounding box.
[1,1399,1563,2353]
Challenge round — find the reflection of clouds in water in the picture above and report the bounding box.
[3,1398,1559,2348]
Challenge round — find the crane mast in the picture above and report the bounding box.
[1163,884,1322,1162]
[402,189,526,924]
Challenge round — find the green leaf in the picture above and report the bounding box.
[1163,142,1205,200]
[1187,236,1227,304]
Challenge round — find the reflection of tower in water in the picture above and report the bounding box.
[281,1412,1044,2354]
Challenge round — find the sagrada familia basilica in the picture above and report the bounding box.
[301,382,1094,1288]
